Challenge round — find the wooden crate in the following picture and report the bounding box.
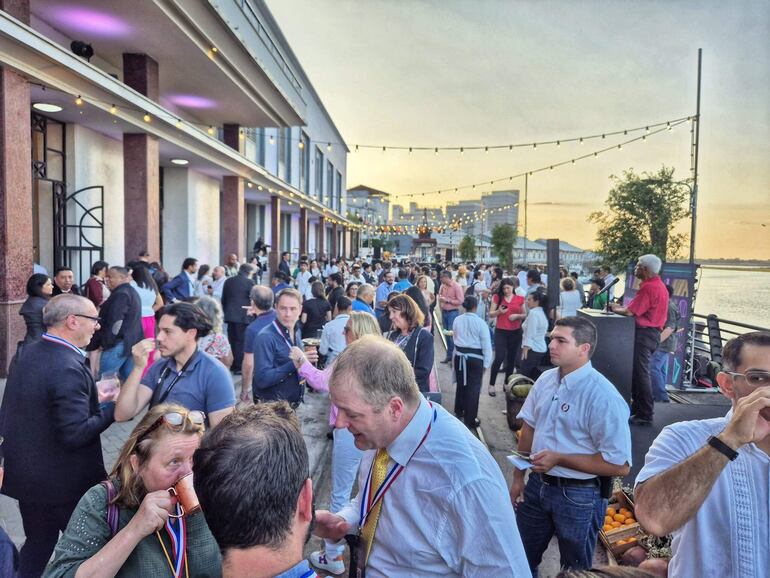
[600,491,646,562]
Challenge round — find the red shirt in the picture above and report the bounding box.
[492,293,525,331]
[627,275,669,329]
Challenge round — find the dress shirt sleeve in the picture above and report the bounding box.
[588,391,632,466]
[319,324,331,355]
[516,377,542,430]
[252,333,296,391]
[521,313,535,349]
[627,285,651,318]
[336,452,373,533]
[50,365,114,449]
[298,360,331,392]
[635,422,703,488]
[437,478,531,577]
[479,318,493,368]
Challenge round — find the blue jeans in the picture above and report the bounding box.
[99,341,134,382]
[441,309,459,359]
[516,473,606,576]
[650,350,671,402]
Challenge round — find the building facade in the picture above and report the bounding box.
[346,184,390,224]
[0,0,353,373]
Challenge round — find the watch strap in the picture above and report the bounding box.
[708,435,739,461]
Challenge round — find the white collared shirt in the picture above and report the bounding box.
[296,270,312,298]
[635,413,769,578]
[452,313,493,368]
[517,362,632,479]
[521,307,548,352]
[338,398,531,577]
[319,314,349,364]
[210,276,226,300]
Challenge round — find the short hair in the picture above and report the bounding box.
[527,269,541,283]
[357,283,375,299]
[160,302,212,339]
[42,294,92,327]
[53,266,73,276]
[554,316,598,358]
[348,311,381,339]
[591,277,605,289]
[138,249,150,257]
[91,260,109,276]
[440,270,452,280]
[109,266,130,278]
[281,251,290,258]
[336,296,352,312]
[463,295,478,311]
[330,335,420,410]
[398,269,408,279]
[26,273,50,298]
[601,265,612,274]
[329,272,343,286]
[276,288,302,305]
[182,257,197,270]
[250,285,274,311]
[310,281,326,300]
[196,295,225,334]
[561,277,575,291]
[721,331,770,372]
[193,403,308,551]
[637,254,662,275]
[238,263,255,276]
[273,271,287,283]
[570,271,579,280]
[386,294,424,330]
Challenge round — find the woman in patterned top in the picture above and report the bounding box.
[195,296,233,369]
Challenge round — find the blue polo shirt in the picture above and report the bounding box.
[375,282,395,312]
[394,279,412,292]
[252,321,303,403]
[140,351,235,420]
[244,310,277,355]
[351,298,376,316]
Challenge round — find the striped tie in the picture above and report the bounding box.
[360,449,390,566]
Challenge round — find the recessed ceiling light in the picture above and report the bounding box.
[33,103,63,113]
[170,158,189,166]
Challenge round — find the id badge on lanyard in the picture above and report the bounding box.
[273,321,307,390]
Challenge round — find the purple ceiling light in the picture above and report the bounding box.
[51,7,132,37]
[165,94,217,109]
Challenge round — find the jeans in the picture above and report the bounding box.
[650,349,671,402]
[490,328,522,386]
[325,427,363,557]
[99,341,134,381]
[516,474,606,577]
[441,309,459,359]
[632,327,660,420]
[19,500,79,578]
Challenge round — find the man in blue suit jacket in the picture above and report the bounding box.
[0,294,116,577]
[162,257,198,302]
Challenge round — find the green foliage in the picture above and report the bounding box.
[490,224,516,270]
[589,167,690,271]
[458,235,477,261]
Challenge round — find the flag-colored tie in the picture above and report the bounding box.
[360,449,390,566]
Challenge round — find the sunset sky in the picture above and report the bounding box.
[266,0,770,259]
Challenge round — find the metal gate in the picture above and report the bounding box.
[53,185,104,286]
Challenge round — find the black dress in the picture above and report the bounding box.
[19,295,48,344]
[302,298,331,339]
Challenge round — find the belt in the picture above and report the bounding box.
[539,473,599,488]
[454,346,485,386]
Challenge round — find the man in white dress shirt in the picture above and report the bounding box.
[510,316,631,576]
[319,296,352,365]
[634,331,770,578]
[313,335,531,577]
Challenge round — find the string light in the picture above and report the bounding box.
[143,112,151,123]
[75,95,83,106]
[240,130,245,140]
[298,141,304,149]
[269,135,275,145]
[109,104,117,114]
[207,126,215,136]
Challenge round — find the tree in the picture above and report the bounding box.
[589,166,690,271]
[458,235,476,261]
[490,224,516,270]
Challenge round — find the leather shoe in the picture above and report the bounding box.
[629,415,653,426]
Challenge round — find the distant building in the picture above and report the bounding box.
[392,202,444,224]
[347,184,391,225]
[483,190,519,232]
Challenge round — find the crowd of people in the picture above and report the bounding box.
[0,249,767,578]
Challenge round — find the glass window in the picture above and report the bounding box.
[278,129,287,181]
[335,170,342,213]
[256,128,265,167]
[326,160,334,210]
[299,132,309,193]
[314,147,323,201]
[284,127,293,185]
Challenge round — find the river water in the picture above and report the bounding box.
[694,268,770,329]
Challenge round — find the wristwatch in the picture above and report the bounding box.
[707,435,739,461]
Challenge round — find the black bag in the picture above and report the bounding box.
[465,281,477,297]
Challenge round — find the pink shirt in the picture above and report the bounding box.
[439,280,464,311]
[298,360,338,427]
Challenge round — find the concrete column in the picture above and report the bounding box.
[122,53,159,262]
[221,124,244,261]
[269,196,281,274]
[331,222,339,259]
[299,207,308,255]
[317,216,325,259]
[0,54,32,374]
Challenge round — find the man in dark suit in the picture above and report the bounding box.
[0,294,116,577]
[221,263,256,373]
[279,251,292,278]
[51,266,82,296]
[162,257,198,302]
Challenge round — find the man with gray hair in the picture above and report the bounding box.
[0,294,117,576]
[313,335,531,577]
[610,254,669,424]
[241,285,276,403]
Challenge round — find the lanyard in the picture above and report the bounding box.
[42,333,86,356]
[358,403,437,529]
[156,505,189,578]
[154,352,197,406]
[272,320,297,351]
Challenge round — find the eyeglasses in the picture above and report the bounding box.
[138,410,206,444]
[725,371,770,388]
[73,313,102,324]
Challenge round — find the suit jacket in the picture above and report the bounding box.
[0,338,115,505]
[221,273,255,324]
[52,284,82,297]
[279,260,292,277]
[90,283,143,351]
[163,272,192,302]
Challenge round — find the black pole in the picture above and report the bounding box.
[689,48,702,265]
[524,173,528,265]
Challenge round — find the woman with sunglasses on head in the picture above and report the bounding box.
[287,312,381,576]
[45,403,221,578]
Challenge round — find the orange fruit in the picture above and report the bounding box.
[605,516,614,524]
[603,524,613,532]
[625,537,637,544]
[611,521,622,528]
[613,514,626,523]
[617,539,627,545]
[606,507,617,517]
[624,517,636,525]
[619,508,632,516]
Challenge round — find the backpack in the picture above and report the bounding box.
[465,281,477,297]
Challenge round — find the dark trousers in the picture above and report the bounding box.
[519,350,545,380]
[454,355,484,427]
[631,326,660,420]
[490,328,522,386]
[19,500,78,578]
[227,322,248,371]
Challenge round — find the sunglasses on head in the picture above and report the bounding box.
[138,410,206,444]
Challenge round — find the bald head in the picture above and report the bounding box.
[43,294,100,348]
[250,285,274,312]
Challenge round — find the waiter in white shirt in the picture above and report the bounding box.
[510,316,631,576]
[314,336,531,578]
[319,296,352,365]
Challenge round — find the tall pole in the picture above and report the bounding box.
[689,48,702,265]
[523,173,529,265]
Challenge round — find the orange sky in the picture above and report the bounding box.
[267,0,770,259]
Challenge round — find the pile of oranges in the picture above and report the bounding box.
[602,505,636,533]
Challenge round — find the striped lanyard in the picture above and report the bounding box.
[358,403,437,529]
[41,333,86,357]
[272,320,297,351]
[157,505,188,578]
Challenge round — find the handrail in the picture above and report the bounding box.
[691,313,768,333]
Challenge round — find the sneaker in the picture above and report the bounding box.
[309,550,345,575]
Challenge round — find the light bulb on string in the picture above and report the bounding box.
[75,95,83,106]
[143,113,151,123]
[269,135,275,145]
[207,126,215,136]
[109,104,117,114]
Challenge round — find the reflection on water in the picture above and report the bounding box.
[694,268,770,329]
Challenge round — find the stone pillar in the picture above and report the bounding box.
[0,59,32,374]
[317,216,325,259]
[221,123,244,261]
[331,222,339,259]
[122,53,159,262]
[269,196,281,274]
[298,207,308,256]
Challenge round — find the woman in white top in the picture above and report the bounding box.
[520,290,548,379]
[470,269,489,320]
[195,264,213,297]
[129,264,163,376]
[558,277,583,318]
